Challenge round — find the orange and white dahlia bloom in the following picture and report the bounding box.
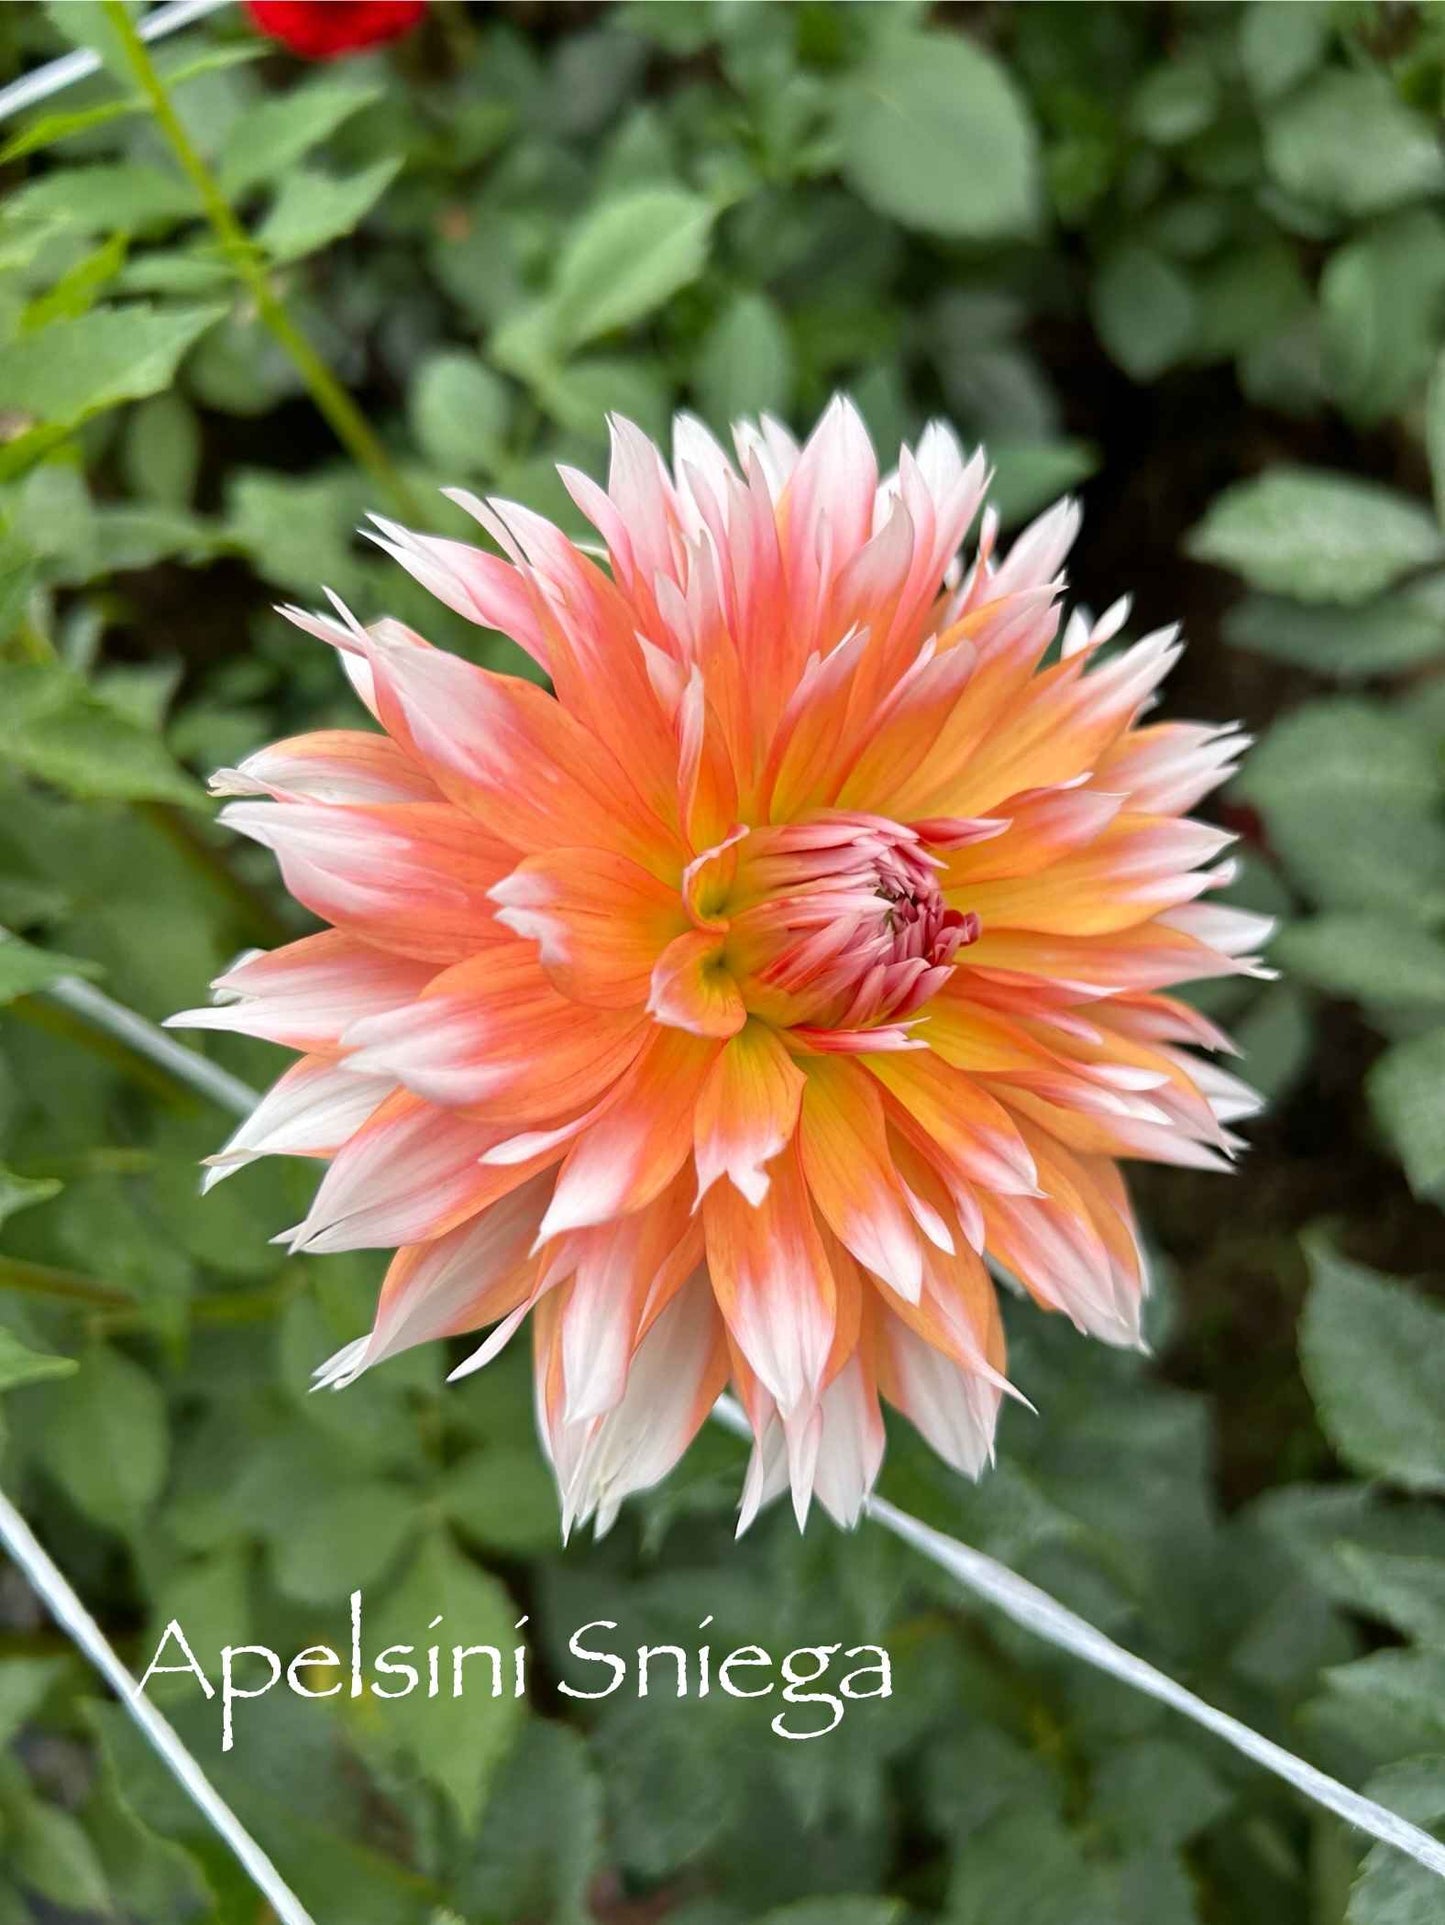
[173,401,1268,1534]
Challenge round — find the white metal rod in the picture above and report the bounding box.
[0,1485,315,1925]
[0,0,233,127]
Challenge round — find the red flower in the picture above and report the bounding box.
[245,1,425,61]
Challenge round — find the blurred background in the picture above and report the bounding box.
[1,2,1444,1920]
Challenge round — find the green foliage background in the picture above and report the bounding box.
[1,2,1444,1920]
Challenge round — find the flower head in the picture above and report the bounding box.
[244,0,425,60]
[174,401,1267,1534]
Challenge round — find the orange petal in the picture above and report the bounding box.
[704,1141,836,1415]
[344,946,648,1120]
[798,1056,927,1302]
[649,929,746,1038]
[491,849,689,1010]
[693,1020,806,1206]
[539,1027,720,1240]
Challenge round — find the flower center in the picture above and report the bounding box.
[724,813,978,1036]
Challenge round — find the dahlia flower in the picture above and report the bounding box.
[172,401,1268,1534]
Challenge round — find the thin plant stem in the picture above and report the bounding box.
[25,968,1445,1886]
[100,0,420,522]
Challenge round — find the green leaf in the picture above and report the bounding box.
[1370,1027,1445,1202]
[453,1720,601,1925]
[696,290,794,427]
[1275,917,1445,1011]
[123,391,202,508]
[1349,1759,1445,1924]
[219,75,383,198]
[10,1799,111,1914]
[0,932,100,1006]
[838,30,1041,241]
[270,1481,418,1604]
[0,662,203,807]
[256,159,402,265]
[366,1531,523,1831]
[1187,469,1445,604]
[0,1329,76,1394]
[0,98,146,166]
[549,186,715,350]
[1300,1240,1445,1493]
[0,1658,64,1751]
[1223,580,1445,680]
[408,350,512,475]
[1239,2,1331,102]
[1233,701,1445,921]
[1334,1542,1445,1647]
[0,1166,61,1229]
[441,1445,561,1557]
[21,233,128,333]
[1091,243,1197,382]
[1320,211,1445,428]
[1264,70,1445,219]
[1129,59,1219,147]
[4,163,197,237]
[0,302,225,431]
[38,1345,169,1532]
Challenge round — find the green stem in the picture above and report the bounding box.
[0,1256,134,1310]
[101,0,420,522]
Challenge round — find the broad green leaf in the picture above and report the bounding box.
[838,30,1041,241]
[549,186,715,350]
[1265,70,1445,219]
[0,661,203,807]
[1239,2,1331,102]
[0,1329,76,1394]
[988,440,1098,528]
[1274,916,1445,1011]
[0,1658,64,1751]
[21,233,128,333]
[256,159,402,265]
[1370,1027,1445,1202]
[1091,243,1196,381]
[10,1799,111,1914]
[0,302,225,430]
[0,1166,61,1229]
[1300,1241,1445,1493]
[226,466,370,599]
[453,1719,601,1925]
[0,932,99,1006]
[219,75,383,198]
[696,290,794,426]
[408,350,511,475]
[1350,1759,1445,1924]
[1129,59,1218,147]
[1223,581,1445,680]
[365,1531,523,1830]
[0,99,144,166]
[270,1481,418,1604]
[5,163,197,237]
[1335,1543,1445,1647]
[1187,469,1445,604]
[38,1345,170,1531]
[1232,701,1445,922]
[1320,211,1445,428]
[123,391,202,508]
[442,1444,561,1557]
[535,354,669,442]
